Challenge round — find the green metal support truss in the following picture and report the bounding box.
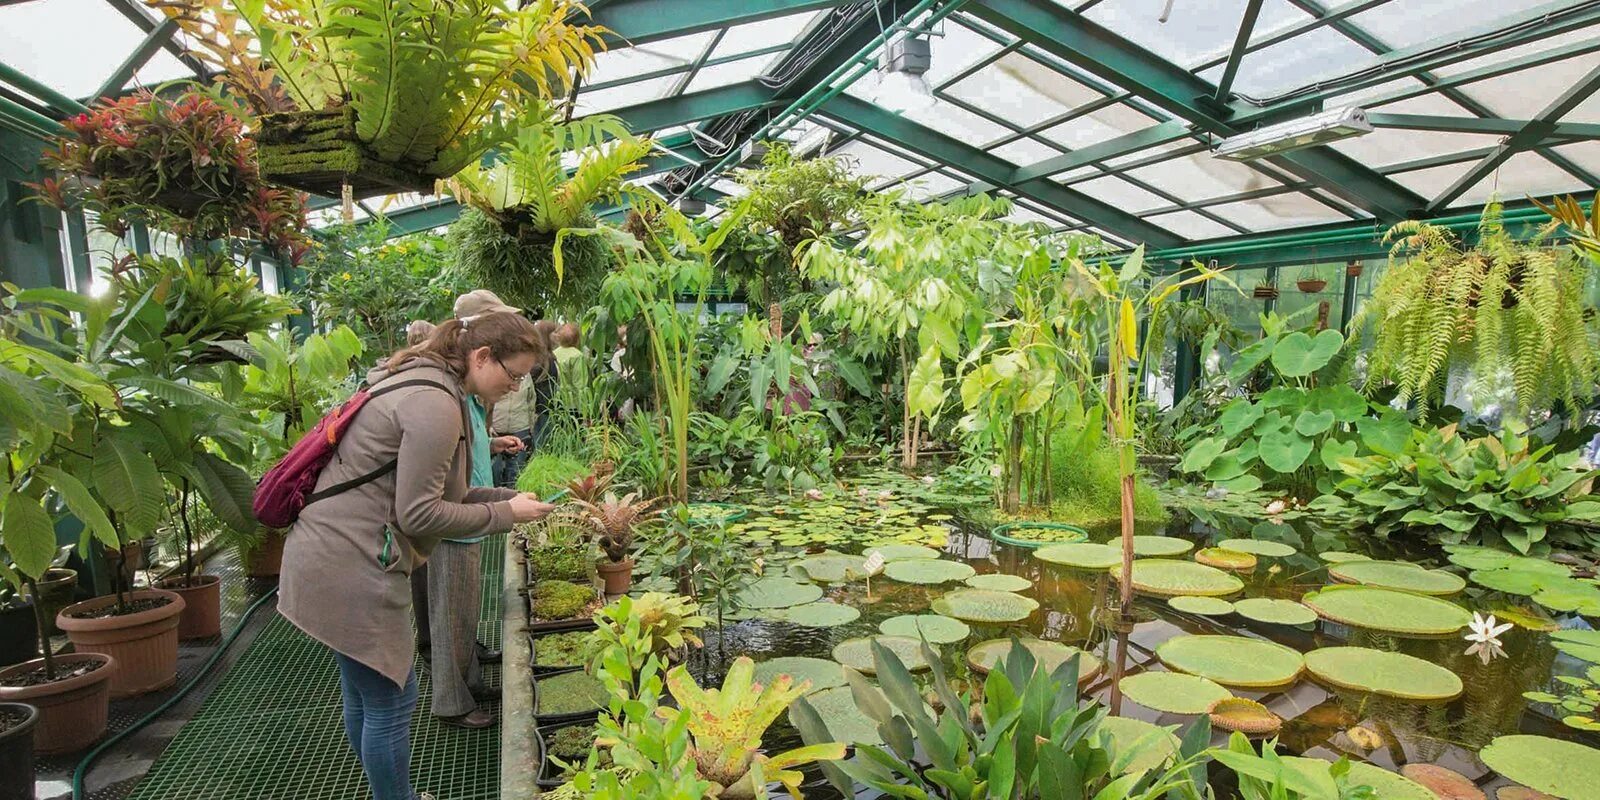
[592,0,845,47]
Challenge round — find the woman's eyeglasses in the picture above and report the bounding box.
[495,356,528,386]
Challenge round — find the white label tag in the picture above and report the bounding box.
[863,551,886,576]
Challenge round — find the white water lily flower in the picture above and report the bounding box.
[1463,612,1512,664]
[804,488,825,501]
[878,490,894,500]
[1264,499,1287,515]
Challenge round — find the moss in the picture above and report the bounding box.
[517,453,590,496]
[532,580,594,620]
[534,630,595,668]
[544,724,609,777]
[529,541,591,583]
[536,670,609,716]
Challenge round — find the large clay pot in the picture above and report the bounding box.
[0,653,114,756]
[596,558,633,595]
[56,589,184,699]
[244,528,286,578]
[0,602,38,669]
[155,574,222,640]
[22,568,77,637]
[0,701,39,799]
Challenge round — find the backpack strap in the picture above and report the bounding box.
[304,379,455,505]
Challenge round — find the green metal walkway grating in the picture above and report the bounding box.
[125,535,506,800]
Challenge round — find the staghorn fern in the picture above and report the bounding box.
[1352,202,1598,418]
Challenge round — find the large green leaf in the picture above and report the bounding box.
[1270,329,1342,377]
[1259,428,1313,472]
[1181,437,1227,473]
[2,495,57,579]
[191,452,258,535]
[1226,338,1275,383]
[1319,438,1358,471]
[907,346,946,421]
[1295,409,1335,436]
[92,438,164,538]
[35,465,116,549]
[833,357,874,397]
[704,353,738,396]
[1313,385,1369,423]
[1216,401,1263,439]
[1359,411,1412,456]
[0,367,70,435]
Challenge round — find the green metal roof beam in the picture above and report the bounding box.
[0,59,89,116]
[593,0,846,47]
[1009,120,1194,184]
[1428,61,1600,212]
[1367,113,1600,140]
[1351,37,1600,111]
[968,0,1423,221]
[96,17,180,100]
[601,81,775,134]
[817,93,1185,248]
[1213,0,1266,102]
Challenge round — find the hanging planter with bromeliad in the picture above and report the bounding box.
[149,0,606,199]
[1251,283,1279,299]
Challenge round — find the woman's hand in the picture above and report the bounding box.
[509,493,555,522]
[491,435,526,455]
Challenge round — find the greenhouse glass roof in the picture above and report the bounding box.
[1,0,1597,258]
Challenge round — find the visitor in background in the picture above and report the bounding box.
[490,320,549,489]
[404,320,438,665]
[279,312,554,800]
[526,319,561,453]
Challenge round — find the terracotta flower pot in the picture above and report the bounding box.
[244,529,287,578]
[0,701,39,799]
[23,568,78,637]
[0,653,114,756]
[596,559,633,595]
[155,574,222,640]
[56,589,184,699]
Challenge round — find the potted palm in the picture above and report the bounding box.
[573,492,658,595]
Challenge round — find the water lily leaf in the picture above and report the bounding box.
[1195,548,1257,572]
[1328,560,1465,595]
[1270,329,1342,377]
[1301,585,1471,635]
[832,636,930,674]
[1208,697,1281,735]
[1168,595,1234,616]
[965,573,1032,592]
[1131,535,1194,557]
[1034,542,1123,570]
[1119,671,1232,714]
[1217,538,1297,558]
[1469,568,1546,596]
[767,602,861,628]
[931,589,1040,623]
[1116,559,1244,597]
[1155,635,1304,688]
[879,614,971,645]
[1532,579,1600,616]
[796,553,868,583]
[1303,646,1463,701]
[1479,735,1600,800]
[1317,550,1369,563]
[870,544,941,562]
[755,657,847,695]
[1552,630,1600,664]
[967,638,1101,682]
[1216,474,1263,493]
[799,685,881,746]
[884,559,976,585]
[738,578,824,609]
[1233,598,1318,626]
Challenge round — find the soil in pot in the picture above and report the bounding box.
[156,574,222,640]
[0,701,39,800]
[597,558,633,595]
[24,568,77,637]
[0,602,39,668]
[0,653,114,755]
[57,589,184,699]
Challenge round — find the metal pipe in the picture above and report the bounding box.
[0,94,62,137]
[0,59,89,116]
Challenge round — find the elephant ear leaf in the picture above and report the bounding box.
[1270,329,1342,377]
[1180,437,1227,473]
[1259,428,1313,473]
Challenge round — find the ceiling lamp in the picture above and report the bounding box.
[873,35,935,115]
[1214,106,1372,161]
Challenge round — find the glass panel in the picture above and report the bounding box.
[829,140,923,185]
[1071,174,1171,213]
[1330,128,1504,169]
[1014,198,1079,226]
[1038,103,1156,150]
[1081,0,1310,69]
[1391,152,1587,208]
[988,137,1061,166]
[1207,192,1349,231]
[943,52,1096,127]
[709,11,821,59]
[1121,150,1283,202]
[1343,0,1557,50]
[902,171,965,199]
[1207,280,1266,340]
[1431,28,1595,78]
[1202,27,1376,99]
[1144,210,1238,240]
[586,32,715,87]
[900,96,1015,144]
[0,0,152,99]
[130,50,198,92]
[1051,165,1101,183]
[1326,75,1431,108]
[1104,137,1195,168]
[683,52,779,94]
[1272,262,1345,325]
[1455,52,1600,121]
[1003,204,1064,228]
[927,20,1008,87]
[574,75,678,116]
[1552,140,1600,176]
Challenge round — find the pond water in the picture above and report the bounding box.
[567,467,1599,796]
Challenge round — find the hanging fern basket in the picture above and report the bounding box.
[253,108,436,199]
[1252,284,1279,299]
[1296,279,1327,293]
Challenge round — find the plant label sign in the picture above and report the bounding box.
[863,551,886,576]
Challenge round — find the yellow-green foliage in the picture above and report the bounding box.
[517,453,590,496]
[1355,203,1598,416]
[1047,442,1167,526]
[532,580,594,620]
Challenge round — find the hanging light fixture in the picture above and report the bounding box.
[873,35,935,115]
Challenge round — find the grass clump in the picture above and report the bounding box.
[517,453,590,497]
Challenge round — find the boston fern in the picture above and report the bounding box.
[1351,202,1598,417]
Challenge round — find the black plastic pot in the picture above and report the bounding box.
[0,602,39,669]
[531,667,604,726]
[529,621,597,675]
[0,702,39,800]
[535,717,598,790]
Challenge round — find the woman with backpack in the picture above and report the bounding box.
[278,311,555,800]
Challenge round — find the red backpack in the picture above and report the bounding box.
[252,378,451,529]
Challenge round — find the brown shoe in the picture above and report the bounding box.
[439,709,494,729]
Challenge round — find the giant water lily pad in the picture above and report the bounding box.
[1035,542,1123,570]
[1319,551,1371,563]
[796,553,868,583]
[879,614,971,644]
[992,521,1089,549]
[932,589,1040,623]
[754,657,846,695]
[1304,646,1463,701]
[869,544,941,562]
[685,502,747,525]
[1234,597,1318,626]
[1100,717,1181,775]
[1479,735,1600,800]
[966,638,1102,682]
[1218,538,1297,558]
[1328,560,1466,595]
[1155,635,1304,688]
[738,578,824,609]
[1301,585,1471,635]
[1208,697,1281,735]
[965,573,1032,592]
[1116,559,1244,597]
[1196,548,1258,572]
[885,559,976,585]
[1168,596,1235,616]
[1132,535,1195,557]
[1118,671,1232,714]
[766,602,861,628]
[832,636,930,674]
[1283,758,1433,800]
[799,685,881,746]
[1531,579,1600,617]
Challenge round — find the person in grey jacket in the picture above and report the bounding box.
[279,311,554,800]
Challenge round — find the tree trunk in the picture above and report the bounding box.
[1118,471,1135,613]
[26,576,55,680]
[910,415,921,470]
[899,342,914,471]
[1003,421,1023,513]
[1042,423,1054,509]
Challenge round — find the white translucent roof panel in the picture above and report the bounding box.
[1003,204,1067,229]
[901,171,966,200]
[129,50,198,93]
[944,53,1098,128]
[1103,138,1196,169]
[1429,29,1598,79]
[988,137,1061,167]
[0,0,163,99]
[1082,0,1309,69]
[1050,165,1100,183]
[1207,192,1350,231]
[1145,210,1239,240]
[1342,0,1558,50]
[708,11,821,60]
[1453,51,1600,122]
[586,32,716,87]
[926,21,1008,87]
[1121,151,1282,203]
[1333,93,1505,168]
[1551,140,1600,176]
[575,75,678,116]
[852,89,1014,144]
[1038,103,1157,150]
[1071,174,1171,213]
[827,139,924,187]
[684,52,780,94]
[1390,152,1586,208]
[1200,26,1375,99]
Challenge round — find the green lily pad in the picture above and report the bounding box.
[868,544,941,562]
[1208,697,1281,735]
[1217,538,1297,558]
[1479,735,1600,800]
[1116,559,1245,597]
[685,502,747,525]
[966,638,1102,683]
[1301,585,1472,635]
[1155,635,1304,688]
[832,635,931,674]
[1233,597,1318,626]
[992,521,1089,549]
[965,573,1032,592]
[1470,568,1548,595]
[1318,551,1370,563]
[796,553,868,583]
[1195,547,1257,572]
[931,589,1040,623]
[1303,646,1463,701]
[738,578,824,609]
[1168,596,1235,616]
[1035,542,1123,570]
[1552,629,1600,663]
[1531,578,1600,616]
[1283,758,1433,800]
[766,601,861,628]
[1131,535,1195,557]
[1100,717,1181,775]
[1328,560,1466,595]
[754,657,847,695]
[798,685,881,746]
[884,559,977,585]
[879,614,971,645]
[1118,671,1232,714]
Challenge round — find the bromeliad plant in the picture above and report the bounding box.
[574,492,660,564]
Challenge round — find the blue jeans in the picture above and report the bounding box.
[334,653,420,800]
[492,429,533,489]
